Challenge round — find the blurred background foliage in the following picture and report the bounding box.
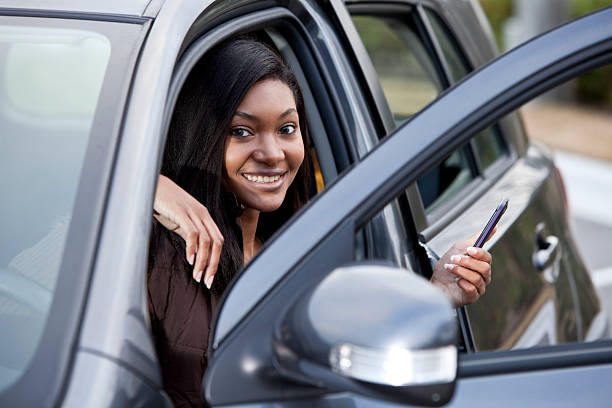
[479,0,612,109]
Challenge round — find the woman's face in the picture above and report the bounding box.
[223,79,304,213]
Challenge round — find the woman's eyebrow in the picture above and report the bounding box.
[279,108,297,118]
[234,111,257,121]
[234,108,297,121]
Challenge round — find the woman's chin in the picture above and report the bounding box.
[258,203,284,213]
[247,198,284,213]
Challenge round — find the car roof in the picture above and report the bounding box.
[0,0,481,19]
[0,0,154,17]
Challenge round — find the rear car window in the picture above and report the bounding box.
[0,24,111,391]
[352,11,478,213]
[352,8,510,217]
[423,8,508,174]
[352,14,442,124]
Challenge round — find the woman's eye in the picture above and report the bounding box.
[231,128,251,138]
[279,124,296,135]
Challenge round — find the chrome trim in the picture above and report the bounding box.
[330,342,457,386]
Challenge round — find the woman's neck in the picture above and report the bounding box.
[239,207,261,264]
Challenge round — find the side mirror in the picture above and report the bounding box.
[273,263,457,406]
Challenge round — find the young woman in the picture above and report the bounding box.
[149,36,493,406]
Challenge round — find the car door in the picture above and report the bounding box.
[205,7,612,407]
[333,0,603,352]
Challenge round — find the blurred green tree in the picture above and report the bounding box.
[478,0,612,108]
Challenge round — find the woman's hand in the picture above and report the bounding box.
[153,175,224,288]
[431,230,494,307]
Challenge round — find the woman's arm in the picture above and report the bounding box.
[153,175,224,288]
[154,175,494,301]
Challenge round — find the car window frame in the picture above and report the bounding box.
[417,4,516,229]
[0,13,148,407]
[345,1,468,231]
[208,8,612,403]
[157,0,386,351]
[344,1,518,235]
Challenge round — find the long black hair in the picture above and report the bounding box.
[156,36,311,294]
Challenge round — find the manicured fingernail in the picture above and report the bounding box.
[205,275,214,289]
[444,263,455,271]
[450,255,462,264]
[188,254,194,266]
[467,247,478,256]
[195,270,203,283]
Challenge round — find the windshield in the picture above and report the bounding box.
[0,22,111,391]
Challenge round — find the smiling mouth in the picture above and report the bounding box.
[242,173,284,184]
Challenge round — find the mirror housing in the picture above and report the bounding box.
[273,263,457,406]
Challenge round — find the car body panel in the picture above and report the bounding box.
[429,141,602,349]
[0,0,150,17]
[62,350,171,408]
[415,8,602,350]
[449,361,612,407]
[210,361,612,408]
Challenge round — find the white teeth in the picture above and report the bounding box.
[244,174,281,183]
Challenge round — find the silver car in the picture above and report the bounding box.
[1,0,611,406]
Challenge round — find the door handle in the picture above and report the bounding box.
[533,235,559,271]
[533,223,561,283]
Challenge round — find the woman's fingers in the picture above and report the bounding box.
[433,231,495,307]
[190,209,224,287]
[453,252,491,283]
[467,246,492,264]
[184,226,198,267]
[203,233,223,289]
[194,224,211,283]
[457,279,479,304]
[444,245,493,295]
[154,175,226,286]
[175,218,205,281]
[204,218,224,288]
[169,208,219,285]
[153,176,231,290]
[444,263,486,295]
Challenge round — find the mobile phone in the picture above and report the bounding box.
[473,198,508,248]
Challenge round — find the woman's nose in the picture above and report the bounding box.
[254,133,285,164]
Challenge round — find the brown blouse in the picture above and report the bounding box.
[147,222,219,407]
